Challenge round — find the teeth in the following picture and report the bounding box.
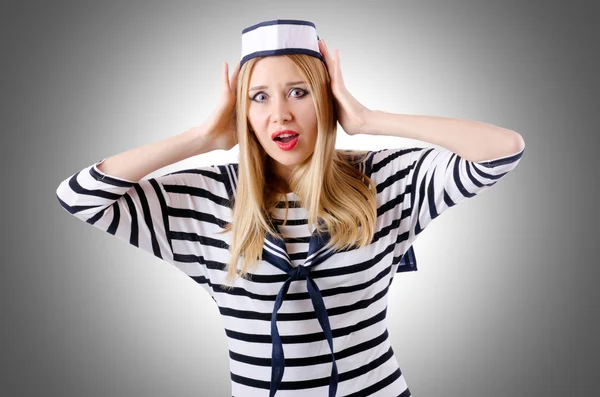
[277,133,296,138]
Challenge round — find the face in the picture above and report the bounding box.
[247,56,318,186]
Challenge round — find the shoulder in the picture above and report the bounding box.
[335,149,372,170]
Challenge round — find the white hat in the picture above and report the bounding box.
[240,19,324,68]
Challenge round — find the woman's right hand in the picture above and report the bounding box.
[199,60,241,151]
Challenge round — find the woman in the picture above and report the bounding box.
[56,19,525,397]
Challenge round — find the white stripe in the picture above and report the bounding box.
[242,23,318,58]
[56,146,524,397]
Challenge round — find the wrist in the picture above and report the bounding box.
[183,126,215,156]
[360,109,381,136]
[362,109,400,136]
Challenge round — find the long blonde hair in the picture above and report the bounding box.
[216,53,378,289]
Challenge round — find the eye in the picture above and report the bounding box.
[290,88,308,97]
[251,92,267,102]
[250,88,309,102]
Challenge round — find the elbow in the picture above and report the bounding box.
[55,181,73,214]
[511,131,526,153]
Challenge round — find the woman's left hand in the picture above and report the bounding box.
[318,39,371,136]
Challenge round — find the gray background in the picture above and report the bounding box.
[2,0,598,396]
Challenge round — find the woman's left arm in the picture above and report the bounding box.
[361,110,526,163]
[317,39,525,161]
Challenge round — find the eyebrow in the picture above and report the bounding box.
[248,81,307,92]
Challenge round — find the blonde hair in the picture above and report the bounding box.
[216,53,378,289]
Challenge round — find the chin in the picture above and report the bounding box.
[267,148,302,161]
[272,155,302,166]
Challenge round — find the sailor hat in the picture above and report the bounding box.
[240,19,325,68]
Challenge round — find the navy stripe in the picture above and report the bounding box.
[56,145,526,396]
[89,161,135,187]
[477,147,524,167]
[241,49,324,68]
[242,19,316,34]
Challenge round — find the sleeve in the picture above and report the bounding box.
[55,157,225,300]
[368,143,525,261]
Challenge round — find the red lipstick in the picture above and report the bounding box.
[271,129,299,140]
[272,130,300,151]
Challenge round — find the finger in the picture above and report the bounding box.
[334,49,346,86]
[223,62,230,92]
[320,45,336,84]
[230,60,241,92]
[318,40,333,69]
[323,42,333,67]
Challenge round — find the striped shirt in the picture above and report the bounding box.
[56,145,525,396]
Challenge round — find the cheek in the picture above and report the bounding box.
[303,107,318,132]
[247,110,259,128]
[247,117,266,144]
[248,108,268,128]
[297,102,316,123]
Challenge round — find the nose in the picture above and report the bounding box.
[270,95,292,124]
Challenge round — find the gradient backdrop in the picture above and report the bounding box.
[2,1,598,396]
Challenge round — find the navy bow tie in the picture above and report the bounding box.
[261,216,416,396]
[262,217,340,397]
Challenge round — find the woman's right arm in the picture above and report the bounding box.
[55,126,225,297]
[92,58,241,182]
[55,60,240,297]
[91,58,241,182]
[95,126,214,183]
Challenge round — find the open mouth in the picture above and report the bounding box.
[273,134,299,150]
[273,134,299,143]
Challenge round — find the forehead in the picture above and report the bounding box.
[249,56,303,85]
